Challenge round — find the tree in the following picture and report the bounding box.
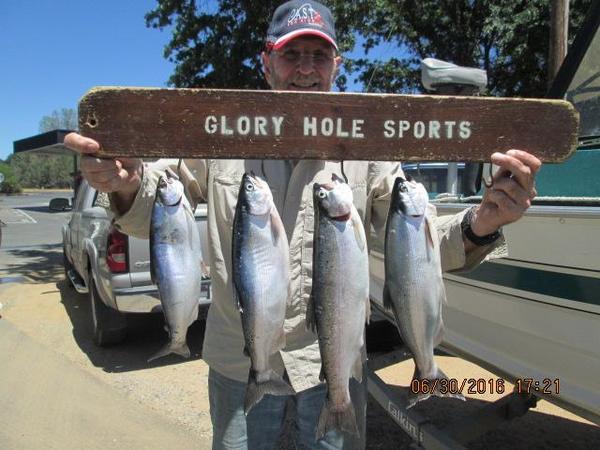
[145,0,356,90]
[0,161,22,194]
[333,0,593,96]
[146,0,593,97]
[38,107,78,131]
[10,108,78,188]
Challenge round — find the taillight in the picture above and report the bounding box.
[107,228,128,273]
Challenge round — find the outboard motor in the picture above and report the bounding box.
[421,58,488,197]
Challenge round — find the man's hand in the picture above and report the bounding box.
[470,149,542,238]
[64,132,143,213]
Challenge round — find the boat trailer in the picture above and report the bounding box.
[366,347,539,449]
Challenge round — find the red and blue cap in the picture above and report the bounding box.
[266,1,338,51]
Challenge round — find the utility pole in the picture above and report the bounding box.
[548,0,570,89]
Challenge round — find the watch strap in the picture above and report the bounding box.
[461,207,501,246]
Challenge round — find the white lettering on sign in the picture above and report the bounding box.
[459,121,472,139]
[383,120,472,140]
[204,115,285,136]
[203,115,472,140]
[303,117,365,138]
[414,121,426,139]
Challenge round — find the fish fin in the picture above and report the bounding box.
[431,367,465,402]
[406,367,465,409]
[270,208,285,244]
[233,285,243,313]
[147,341,191,363]
[425,216,436,250]
[306,295,317,333]
[383,284,394,311]
[434,321,445,348]
[316,398,359,440]
[243,345,250,357]
[319,366,326,382]
[351,212,366,252]
[276,327,286,351]
[352,356,363,383]
[440,281,448,305]
[434,304,446,347]
[244,369,295,415]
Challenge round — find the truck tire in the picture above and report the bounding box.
[89,277,127,346]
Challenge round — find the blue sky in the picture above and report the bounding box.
[0,0,176,161]
[0,1,399,162]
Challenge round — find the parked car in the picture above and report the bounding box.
[61,179,210,346]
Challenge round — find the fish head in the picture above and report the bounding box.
[156,169,184,206]
[391,176,429,217]
[239,173,273,216]
[313,174,353,221]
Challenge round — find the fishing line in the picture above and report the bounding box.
[340,160,348,183]
[261,159,269,182]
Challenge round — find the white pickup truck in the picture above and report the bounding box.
[62,180,210,346]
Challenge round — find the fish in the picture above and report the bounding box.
[149,168,202,362]
[308,174,370,440]
[383,176,465,408]
[232,172,295,415]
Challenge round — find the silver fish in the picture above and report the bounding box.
[149,168,201,362]
[308,174,369,440]
[232,173,295,414]
[383,177,465,408]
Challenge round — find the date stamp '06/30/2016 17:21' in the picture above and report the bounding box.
[410,378,561,396]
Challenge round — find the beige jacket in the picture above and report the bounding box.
[111,158,503,392]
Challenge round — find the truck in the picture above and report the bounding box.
[62,179,210,346]
[365,4,600,447]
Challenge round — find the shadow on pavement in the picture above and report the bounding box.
[17,206,71,214]
[0,244,63,284]
[366,384,600,449]
[57,277,208,374]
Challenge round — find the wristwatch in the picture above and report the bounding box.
[461,206,501,246]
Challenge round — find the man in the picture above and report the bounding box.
[65,1,540,448]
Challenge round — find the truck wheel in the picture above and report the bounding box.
[89,277,127,346]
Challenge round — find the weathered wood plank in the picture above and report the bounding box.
[79,87,579,163]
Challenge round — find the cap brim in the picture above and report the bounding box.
[272,29,338,51]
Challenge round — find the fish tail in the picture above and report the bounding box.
[406,367,466,409]
[316,398,359,441]
[244,369,295,415]
[147,341,191,363]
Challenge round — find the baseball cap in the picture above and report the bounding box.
[266,1,338,51]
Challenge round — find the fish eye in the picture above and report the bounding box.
[245,183,254,191]
[317,189,327,199]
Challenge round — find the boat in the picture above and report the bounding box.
[369,2,600,425]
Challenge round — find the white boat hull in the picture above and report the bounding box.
[369,202,600,424]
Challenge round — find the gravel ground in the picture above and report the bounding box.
[0,245,598,449]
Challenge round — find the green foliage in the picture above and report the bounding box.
[145,0,357,90]
[8,108,78,189]
[147,0,593,97]
[10,152,73,189]
[0,161,22,194]
[331,0,593,96]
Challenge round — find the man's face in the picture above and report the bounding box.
[262,36,341,92]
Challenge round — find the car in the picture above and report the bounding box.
[61,179,210,346]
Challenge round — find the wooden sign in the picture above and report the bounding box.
[79,87,579,163]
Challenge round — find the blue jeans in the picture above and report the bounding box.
[209,368,366,450]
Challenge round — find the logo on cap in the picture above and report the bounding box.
[287,3,324,28]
